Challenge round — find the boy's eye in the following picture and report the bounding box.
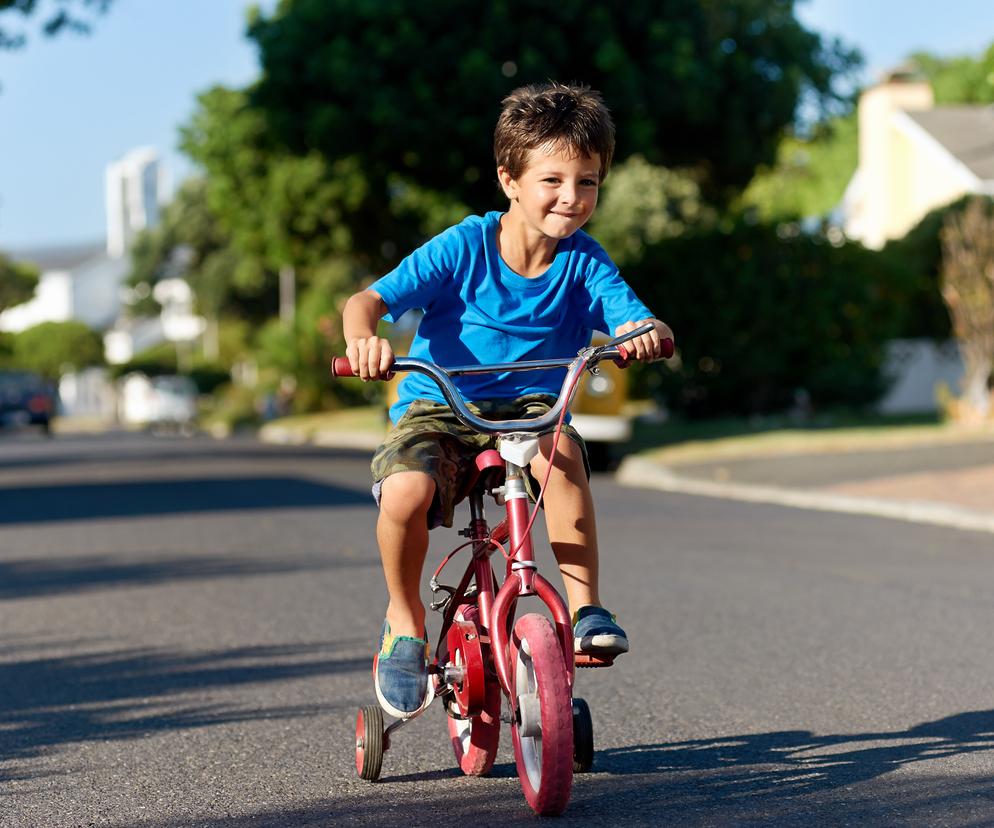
[581,179,598,187]
[543,177,560,184]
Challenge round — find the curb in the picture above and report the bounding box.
[257,424,384,451]
[616,456,994,536]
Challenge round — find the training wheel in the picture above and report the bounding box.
[572,697,594,772]
[355,705,384,781]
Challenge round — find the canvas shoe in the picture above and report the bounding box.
[373,620,432,718]
[573,605,629,656]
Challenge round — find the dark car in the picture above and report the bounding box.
[0,370,57,434]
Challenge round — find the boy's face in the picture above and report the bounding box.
[499,144,601,240]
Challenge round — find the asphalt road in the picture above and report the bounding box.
[4,432,994,826]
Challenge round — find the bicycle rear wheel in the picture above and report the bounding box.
[510,612,573,815]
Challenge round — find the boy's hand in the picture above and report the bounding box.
[346,335,395,381]
[614,318,674,362]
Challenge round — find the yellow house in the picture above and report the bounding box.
[843,68,994,249]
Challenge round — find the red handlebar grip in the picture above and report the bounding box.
[615,337,674,367]
[330,357,355,377]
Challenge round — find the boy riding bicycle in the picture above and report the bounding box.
[342,82,673,719]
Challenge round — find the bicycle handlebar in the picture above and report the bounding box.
[331,323,673,435]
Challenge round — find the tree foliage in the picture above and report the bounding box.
[127,177,271,324]
[0,0,112,51]
[912,44,994,105]
[248,0,859,214]
[10,320,103,379]
[0,251,38,312]
[739,113,857,221]
[588,156,717,267]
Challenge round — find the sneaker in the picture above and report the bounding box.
[573,606,629,656]
[373,620,431,718]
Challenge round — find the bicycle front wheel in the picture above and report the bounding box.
[510,612,574,815]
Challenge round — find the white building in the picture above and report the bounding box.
[842,69,994,250]
[1,147,164,336]
[0,242,128,332]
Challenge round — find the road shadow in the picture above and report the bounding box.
[103,767,994,827]
[0,641,367,784]
[595,709,994,790]
[123,712,994,826]
[0,552,373,601]
[0,436,375,473]
[0,476,374,525]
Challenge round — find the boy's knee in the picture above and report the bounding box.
[379,472,436,523]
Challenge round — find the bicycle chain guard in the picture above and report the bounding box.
[447,619,486,716]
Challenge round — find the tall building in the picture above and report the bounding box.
[105,147,162,259]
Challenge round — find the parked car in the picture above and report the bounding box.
[0,370,58,434]
[118,373,198,434]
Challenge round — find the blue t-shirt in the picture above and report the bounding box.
[370,211,653,423]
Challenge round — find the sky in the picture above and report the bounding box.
[1,0,993,250]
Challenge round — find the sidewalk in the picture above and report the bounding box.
[617,431,994,535]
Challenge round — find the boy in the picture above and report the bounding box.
[343,82,672,718]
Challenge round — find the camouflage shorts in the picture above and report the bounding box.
[370,394,589,529]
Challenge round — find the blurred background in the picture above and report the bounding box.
[2,0,994,450]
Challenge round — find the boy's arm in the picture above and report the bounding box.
[343,289,394,380]
[614,318,674,362]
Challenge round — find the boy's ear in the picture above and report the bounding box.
[497,166,518,200]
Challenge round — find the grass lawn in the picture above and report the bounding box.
[631,410,994,465]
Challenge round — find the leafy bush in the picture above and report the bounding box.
[9,321,103,379]
[624,221,910,417]
[109,342,178,379]
[200,382,261,433]
[109,341,230,394]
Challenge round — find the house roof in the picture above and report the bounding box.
[3,241,106,272]
[905,107,994,182]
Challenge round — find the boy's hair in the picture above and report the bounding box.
[494,82,615,182]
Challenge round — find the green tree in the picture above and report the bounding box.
[588,156,716,267]
[912,44,994,105]
[248,0,860,213]
[11,320,103,378]
[738,113,858,221]
[0,0,112,51]
[181,85,469,279]
[0,251,38,312]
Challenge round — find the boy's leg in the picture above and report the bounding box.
[376,470,436,639]
[531,431,629,656]
[529,434,600,614]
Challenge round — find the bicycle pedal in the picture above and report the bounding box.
[574,653,615,668]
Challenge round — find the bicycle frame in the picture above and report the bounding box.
[431,445,575,701]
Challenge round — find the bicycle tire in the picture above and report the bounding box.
[355,705,384,781]
[510,612,574,815]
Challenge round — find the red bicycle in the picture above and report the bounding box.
[331,323,672,816]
